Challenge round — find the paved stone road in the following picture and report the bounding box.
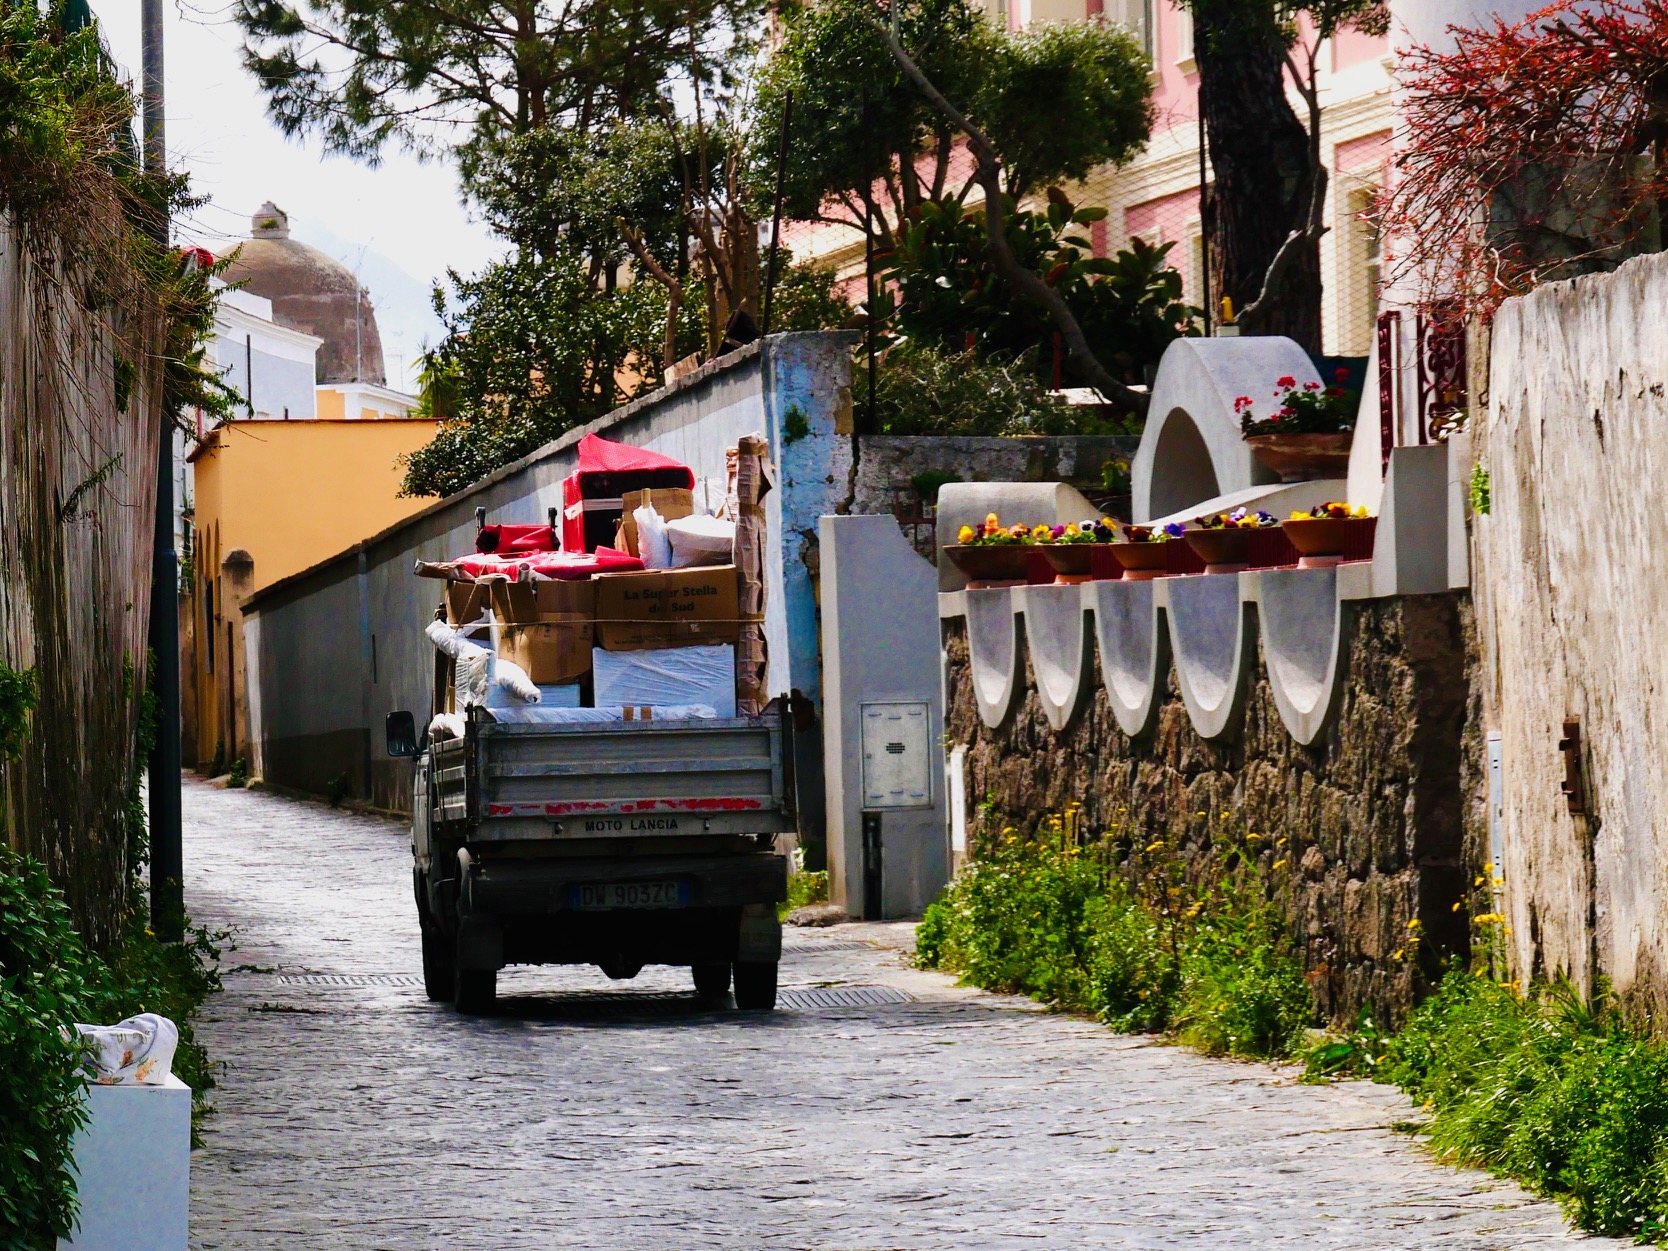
[184,778,1618,1249]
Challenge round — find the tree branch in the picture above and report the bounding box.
[867,10,1149,415]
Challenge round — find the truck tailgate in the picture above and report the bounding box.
[471,716,789,841]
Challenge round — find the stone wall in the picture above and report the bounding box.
[852,435,1136,517]
[944,592,1478,1028]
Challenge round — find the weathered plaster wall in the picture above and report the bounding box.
[1476,251,1668,1012]
[944,593,1476,1028]
[851,435,1135,517]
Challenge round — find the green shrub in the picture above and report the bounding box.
[0,850,223,1247]
[915,823,1311,1060]
[779,869,828,920]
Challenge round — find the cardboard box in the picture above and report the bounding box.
[593,564,740,651]
[618,488,695,557]
[497,618,594,684]
[444,580,490,625]
[487,576,596,625]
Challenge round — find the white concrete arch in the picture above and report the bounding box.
[1132,337,1322,522]
[965,586,1025,729]
[1165,574,1257,741]
[1258,568,1351,746]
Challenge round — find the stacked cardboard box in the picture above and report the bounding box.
[488,577,596,687]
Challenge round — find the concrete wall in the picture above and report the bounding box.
[1475,251,1668,1013]
[819,515,948,919]
[243,334,855,836]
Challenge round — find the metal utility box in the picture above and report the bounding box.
[860,702,932,809]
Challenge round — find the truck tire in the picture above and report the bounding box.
[732,961,778,1010]
[454,967,496,1015]
[421,919,455,1002]
[692,963,731,997]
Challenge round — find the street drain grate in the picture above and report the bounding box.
[777,985,914,1008]
[782,940,876,955]
[276,973,423,988]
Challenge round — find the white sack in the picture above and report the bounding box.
[692,476,729,519]
[429,712,468,742]
[634,504,673,570]
[73,1013,178,1086]
[489,658,540,704]
[592,644,736,718]
[666,514,735,568]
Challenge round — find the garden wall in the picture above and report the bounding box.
[1475,249,1668,1017]
[944,592,1480,1029]
[0,214,165,948]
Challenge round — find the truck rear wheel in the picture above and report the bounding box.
[692,963,731,997]
[733,961,777,1010]
[454,967,496,1015]
[420,919,455,1002]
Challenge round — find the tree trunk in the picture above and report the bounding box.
[1194,6,1321,352]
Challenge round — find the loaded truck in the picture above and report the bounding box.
[386,702,791,1013]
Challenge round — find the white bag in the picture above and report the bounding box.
[666,514,735,568]
[73,1013,179,1086]
[634,504,674,570]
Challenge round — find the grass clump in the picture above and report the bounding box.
[916,817,1310,1061]
[779,868,829,920]
[1309,969,1668,1241]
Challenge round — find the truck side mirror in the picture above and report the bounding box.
[385,710,418,758]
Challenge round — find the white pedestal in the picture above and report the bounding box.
[58,1076,191,1251]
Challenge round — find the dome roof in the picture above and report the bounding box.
[220,202,386,386]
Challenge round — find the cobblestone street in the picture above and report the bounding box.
[184,778,1617,1249]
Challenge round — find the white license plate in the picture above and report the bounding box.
[569,880,689,910]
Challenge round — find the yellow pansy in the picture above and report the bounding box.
[957,525,975,543]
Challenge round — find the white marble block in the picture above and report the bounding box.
[58,1076,191,1251]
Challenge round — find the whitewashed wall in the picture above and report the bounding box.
[1478,251,1668,1006]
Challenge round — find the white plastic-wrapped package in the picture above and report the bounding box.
[633,504,674,569]
[592,644,736,717]
[666,513,735,567]
[73,1013,179,1085]
[486,704,717,725]
[484,679,581,710]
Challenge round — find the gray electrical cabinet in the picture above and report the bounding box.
[860,701,933,809]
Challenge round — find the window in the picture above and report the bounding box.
[1108,0,1154,60]
[1174,8,1195,69]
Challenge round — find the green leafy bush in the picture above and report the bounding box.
[1,850,223,1247]
[779,869,829,920]
[916,823,1310,1060]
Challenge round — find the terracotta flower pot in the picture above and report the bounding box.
[1281,516,1373,568]
[1245,432,1353,483]
[1184,526,1255,574]
[944,544,1033,584]
[1041,544,1102,578]
[1110,541,1170,580]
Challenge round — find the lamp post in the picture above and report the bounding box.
[142,0,184,942]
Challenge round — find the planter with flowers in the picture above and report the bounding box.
[1038,518,1118,580]
[1237,369,1359,482]
[946,513,1039,584]
[1185,507,1279,574]
[1281,500,1374,568]
[1111,522,1185,580]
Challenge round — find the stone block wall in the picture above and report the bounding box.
[944,592,1479,1029]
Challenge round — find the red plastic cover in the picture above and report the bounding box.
[453,547,643,582]
[475,523,557,555]
[570,433,695,487]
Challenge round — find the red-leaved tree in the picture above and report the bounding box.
[1388,1,1668,318]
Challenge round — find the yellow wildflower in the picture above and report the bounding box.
[1272,858,1288,871]
[1452,901,1464,912]
[1145,840,1166,853]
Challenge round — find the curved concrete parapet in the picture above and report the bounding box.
[1165,574,1256,740]
[965,586,1024,728]
[1258,567,1351,745]
[1132,337,1322,522]
[1090,579,1167,738]
[1019,583,1092,731]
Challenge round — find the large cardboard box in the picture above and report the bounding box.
[497,619,594,684]
[444,580,490,625]
[593,564,740,651]
[487,576,596,625]
[617,487,695,558]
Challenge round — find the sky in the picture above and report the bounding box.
[94,1,503,392]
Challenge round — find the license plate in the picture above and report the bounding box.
[568,880,690,910]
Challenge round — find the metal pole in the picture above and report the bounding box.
[863,89,877,436]
[143,0,184,942]
[1198,106,1211,338]
[760,91,793,337]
